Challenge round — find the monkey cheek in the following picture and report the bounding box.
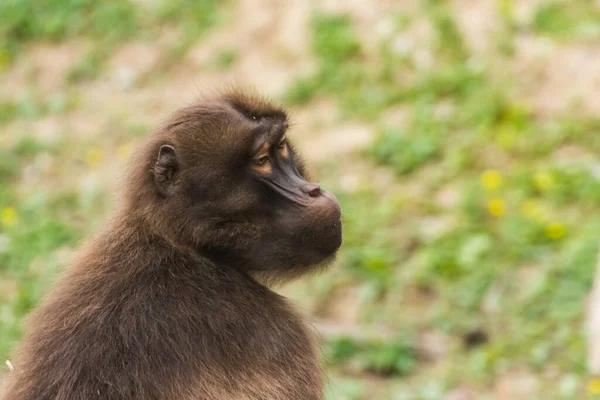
[268,190,342,267]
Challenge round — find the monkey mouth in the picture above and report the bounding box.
[302,191,343,258]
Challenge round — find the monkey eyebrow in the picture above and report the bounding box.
[250,118,288,154]
[250,132,270,155]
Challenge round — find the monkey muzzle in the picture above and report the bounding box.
[262,160,342,258]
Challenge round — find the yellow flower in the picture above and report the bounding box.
[498,0,514,18]
[117,144,133,162]
[546,222,566,240]
[86,148,104,168]
[1,207,18,227]
[588,378,600,394]
[481,170,503,190]
[534,171,555,191]
[520,200,542,220]
[520,200,552,222]
[487,198,506,217]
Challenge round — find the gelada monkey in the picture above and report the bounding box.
[2,89,342,400]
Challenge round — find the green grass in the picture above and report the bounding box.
[153,0,230,67]
[155,0,225,37]
[210,48,238,70]
[284,13,395,119]
[3,0,600,397]
[370,107,443,175]
[0,135,83,359]
[533,1,600,40]
[424,0,468,62]
[282,3,600,397]
[0,91,78,126]
[0,0,230,80]
[67,46,109,83]
[326,336,417,377]
[0,0,138,63]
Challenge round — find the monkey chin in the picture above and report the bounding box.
[252,252,339,287]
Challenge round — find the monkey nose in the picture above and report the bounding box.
[303,184,321,198]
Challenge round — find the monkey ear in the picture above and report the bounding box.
[154,145,178,197]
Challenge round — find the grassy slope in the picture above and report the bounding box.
[2,0,600,399]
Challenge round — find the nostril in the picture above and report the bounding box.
[308,186,321,198]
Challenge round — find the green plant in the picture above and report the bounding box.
[211,48,238,70]
[325,336,417,377]
[0,0,138,61]
[533,1,600,40]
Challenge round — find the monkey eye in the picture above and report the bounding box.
[254,155,270,166]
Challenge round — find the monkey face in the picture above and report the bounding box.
[247,117,343,272]
[146,93,342,278]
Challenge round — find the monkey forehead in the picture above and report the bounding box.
[159,92,290,156]
[218,89,288,122]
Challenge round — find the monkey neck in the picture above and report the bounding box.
[110,204,302,287]
[95,208,250,281]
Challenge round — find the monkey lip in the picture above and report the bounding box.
[312,190,341,220]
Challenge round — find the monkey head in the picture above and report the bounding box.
[126,90,342,280]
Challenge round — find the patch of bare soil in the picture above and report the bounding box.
[315,284,362,325]
[586,253,600,375]
[450,0,500,55]
[513,0,547,25]
[322,0,421,57]
[451,0,600,118]
[0,40,89,96]
[107,41,162,90]
[296,123,374,163]
[417,329,452,361]
[491,367,540,398]
[445,385,478,400]
[185,0,315,96]
[512,38,600,116]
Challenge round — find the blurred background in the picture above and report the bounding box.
[2,0,600,398]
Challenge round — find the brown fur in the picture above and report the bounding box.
[2,89,342,400]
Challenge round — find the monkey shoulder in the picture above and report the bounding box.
[152,258,324,398]
[5,251,322,399]
[181,265,324,399]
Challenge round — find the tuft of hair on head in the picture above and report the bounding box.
[215,86,288,122]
